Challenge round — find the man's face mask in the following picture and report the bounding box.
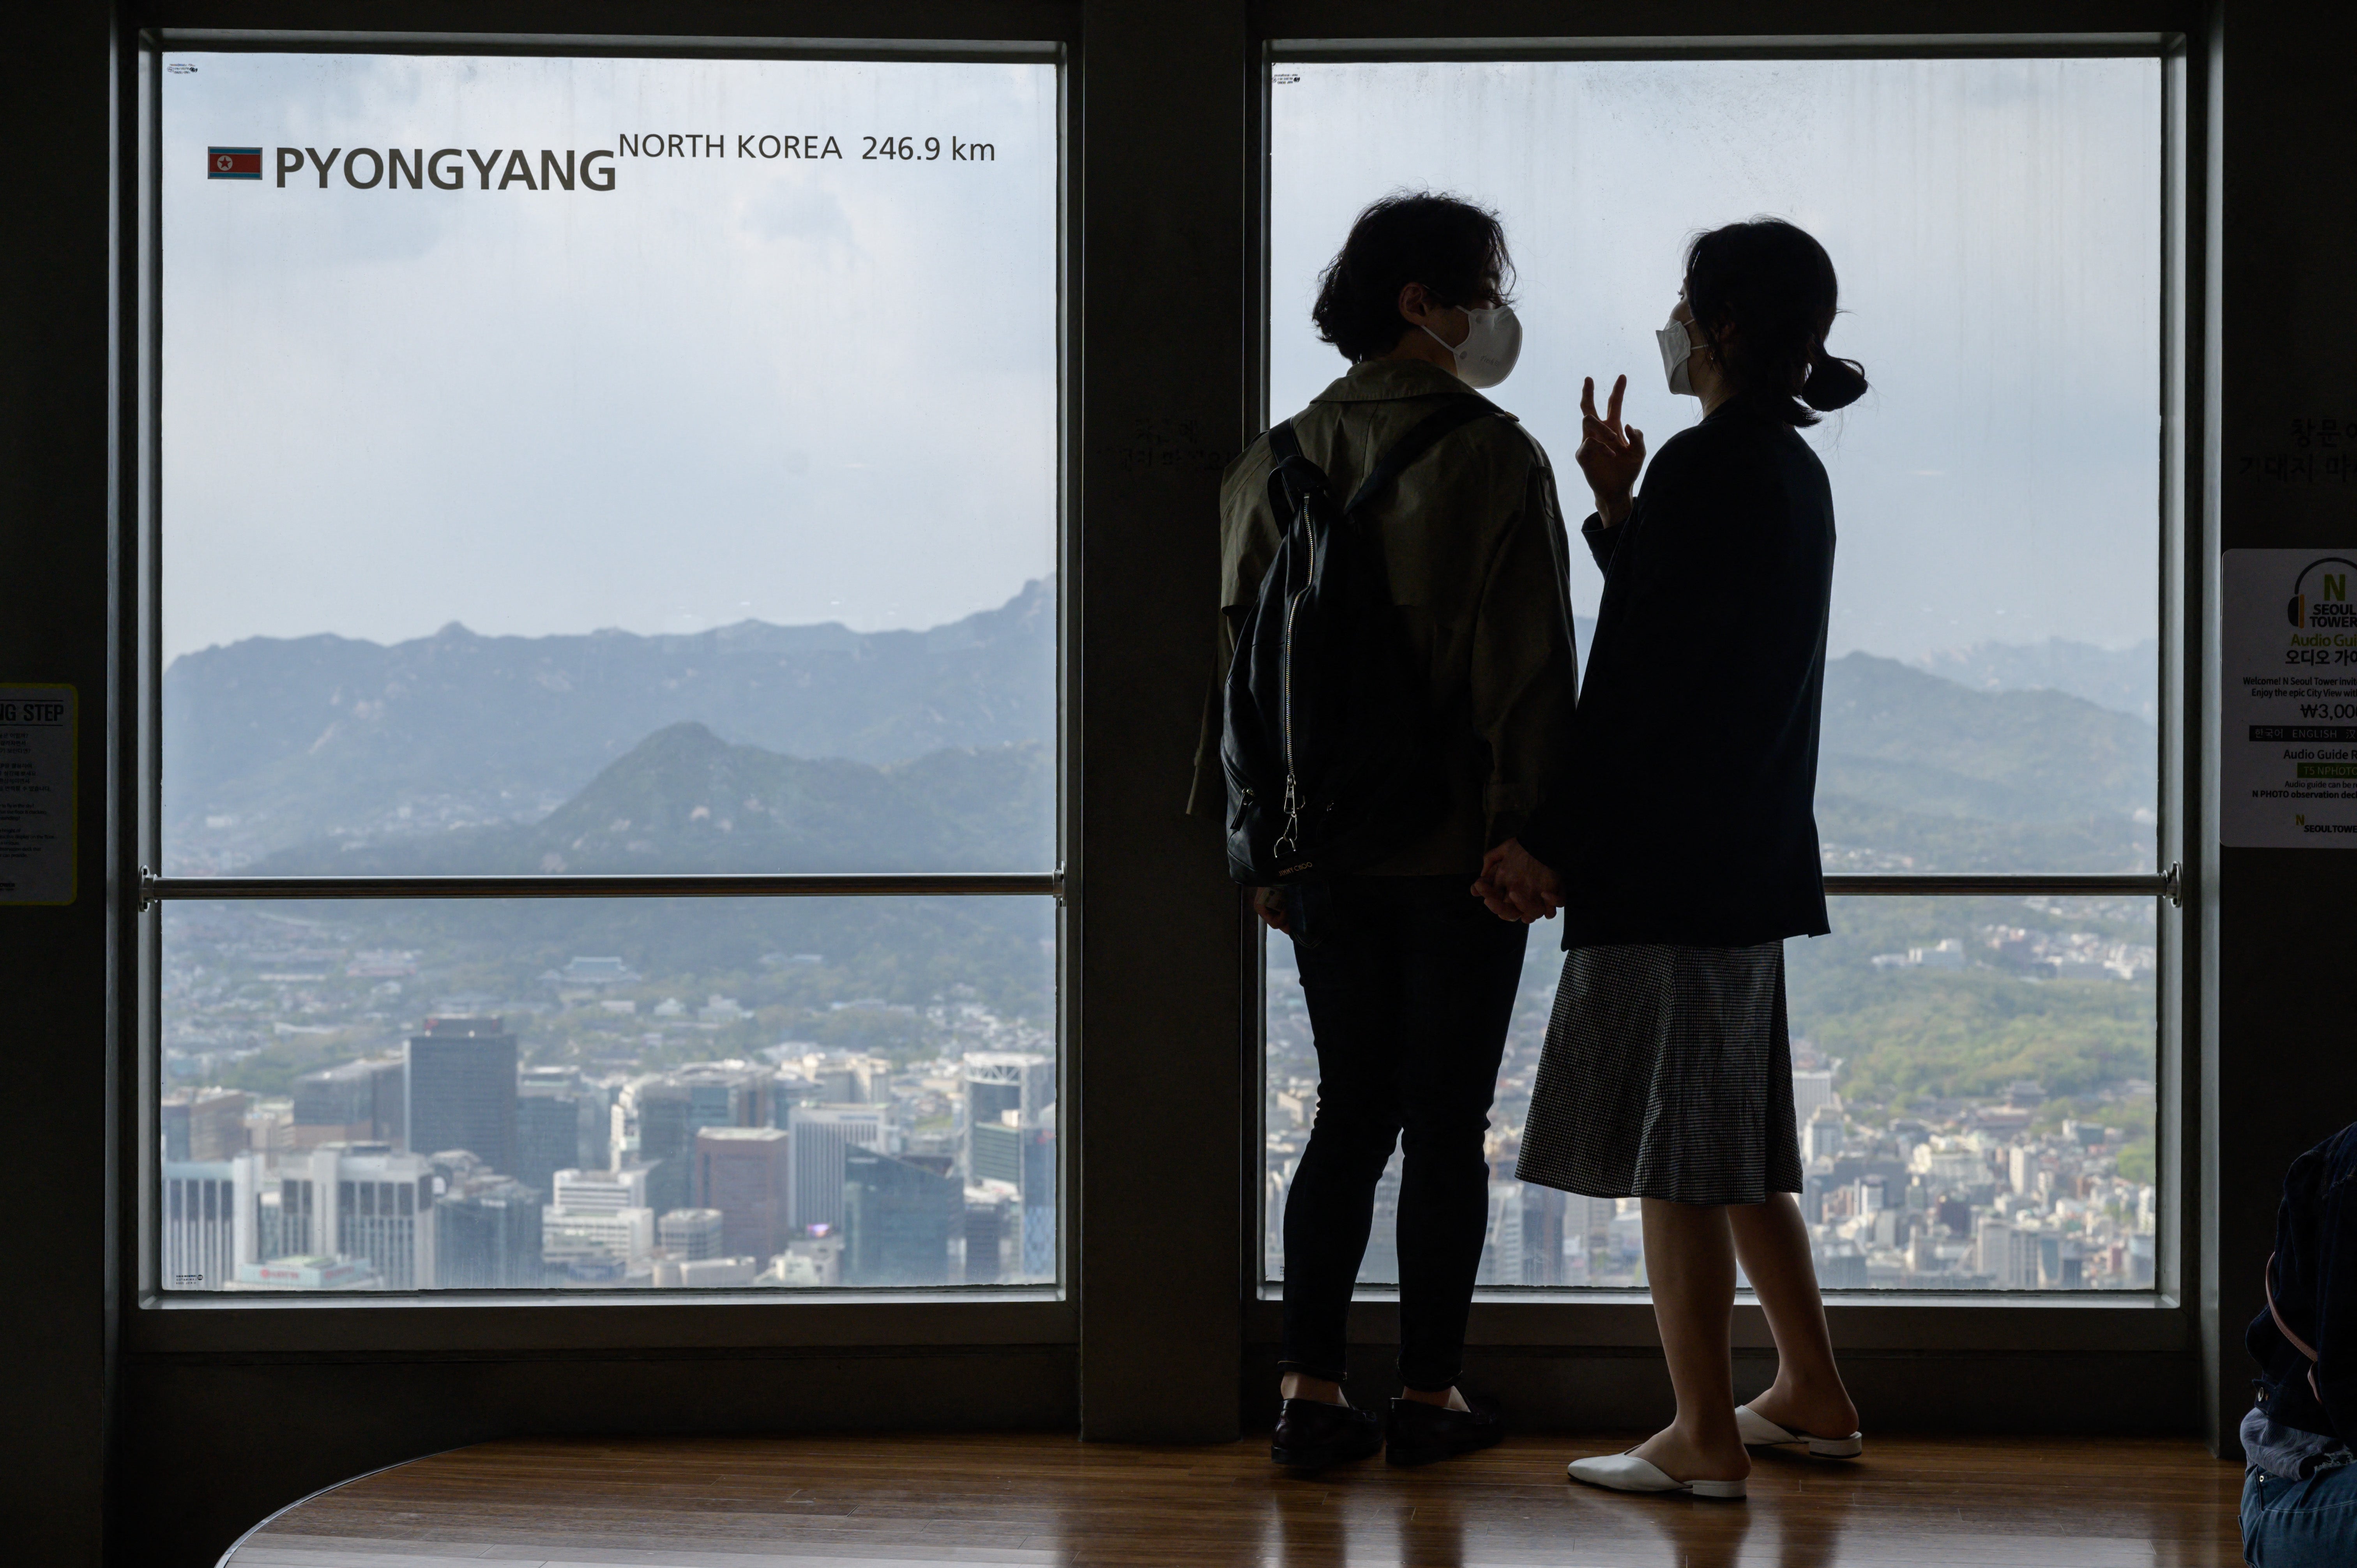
[1424,303,1523,390]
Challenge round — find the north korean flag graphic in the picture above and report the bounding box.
[207,146,262,180]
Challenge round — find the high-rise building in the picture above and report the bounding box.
[1975,1217,2039,1289]
[961,1053,1052,1164]
[161,1088,251,1162]
[787,1105,888,1236]
[543,1165,655,1279]
[841,1147,961,1287]
[1792,1068,1837,1127]
[1019,1113,1056,1281]
[162,1159,247,1293]
[517,1070,604,1197]
[963,1191,1009,1284]
[552,1165,650,1214]
[434,1170,544,1289]
[541,1207,655,1278]
[1804,1104,1846,1162]
[370,1057,407,1147]
[971,1121,1023,1187]
[406,1017,518,1176]
[1477,1180,1524,1285]
[633,1065,765,1215]
[293,1059,383,1147]
[695,1126,790,1263]
[323,1144,438,1289]
[658,1208,724,1262]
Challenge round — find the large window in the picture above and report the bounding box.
[1262,56,2167,1292]
[148,49,1063,1294]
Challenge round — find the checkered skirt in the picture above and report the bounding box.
[1514,942,1804,1206]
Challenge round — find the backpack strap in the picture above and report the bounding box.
[1264,418,1315,521]
[2266,1250,2327,1405]
[1343,396,1507,515]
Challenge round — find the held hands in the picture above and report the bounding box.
[1251,884,1291,934]
[1574,374,1645,527]
[1472,838,1563,924]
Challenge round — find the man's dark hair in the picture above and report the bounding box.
[1311,192,1513,363]
[1682,217,1868,427]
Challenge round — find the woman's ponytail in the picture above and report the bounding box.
[1802,343,1868,412]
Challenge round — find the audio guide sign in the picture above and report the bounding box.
[0,686,75,904]
[2224,549,2357,846]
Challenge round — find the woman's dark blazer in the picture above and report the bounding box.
[1519,396,1835,950]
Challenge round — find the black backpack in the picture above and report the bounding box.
[1220,394,1507,884]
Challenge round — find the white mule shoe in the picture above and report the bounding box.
[1565,1448,1747,1499]
[1734,1403,1863,1458]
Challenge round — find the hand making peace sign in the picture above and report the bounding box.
[1574,373,1646,527]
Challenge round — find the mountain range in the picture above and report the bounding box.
[164,579,1055,869]
[170,580,2157,877]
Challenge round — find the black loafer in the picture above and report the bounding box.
[1385,1395,1502,1466]
[1271,1397,1386,1468]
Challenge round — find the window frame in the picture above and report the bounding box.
[117,9,1083,1356]
[98,0,2223,1447]
[1240,16,2206,1371]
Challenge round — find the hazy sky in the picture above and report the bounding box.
[1273,58,2162,661]
[163,53,2159,665]
[161,53,1058,661]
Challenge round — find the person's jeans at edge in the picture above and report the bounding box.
[1276,873,1528,1393]
[2244,1462,2357,1568]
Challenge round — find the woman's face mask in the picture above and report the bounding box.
[1656,310,1700,397]
[1424,303,1523,389]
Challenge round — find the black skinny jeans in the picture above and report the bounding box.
[1278,874,1527,1392]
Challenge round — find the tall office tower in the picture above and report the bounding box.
[963,1190,1009,1284]
[551,1165,650,1214]
[293,1060,381,1146]
[694,1126,790,1263]
[1019,1113,1056,1280]
[787,1105,889,1237]
[1514,1183,1567,1286]
[634,1066,765,1216]
[961,1053,1052,1142]
[542,1207,655,1280]
[406,1016,518,1176]
[1804,1104,1845,1162]
[369,1057,407,1146]
[1791,1068,1837,1127]
[322,1143,438,1290]
[791,1051,881,1106]
[516,1070,603,1198]
[254,1160,321,1261]
[1477,1180,1524,1285]
[161,1088,251,1162]
[841,1147,961,1287]
[162,1160,247,1293]
[1355,1161,1405,1285]
[658,1208,724,1262]
[543,1165,656,1280]
[433,1171,544,1289]
[970,1120,1022,1188]
[1975,1217,2040,1289]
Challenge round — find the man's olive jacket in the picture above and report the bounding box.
[1187,357,1581,878]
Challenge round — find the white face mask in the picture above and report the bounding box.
[1656,312,1700,397]
[1423,303,1522,389]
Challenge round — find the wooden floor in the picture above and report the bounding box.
[229,1431,2247,1568]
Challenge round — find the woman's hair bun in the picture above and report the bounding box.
[1802,348,1869,412]
[1684,219,1864,426]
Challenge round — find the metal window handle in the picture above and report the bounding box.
[1820,864,2180,906]
[136,866,1064,912]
